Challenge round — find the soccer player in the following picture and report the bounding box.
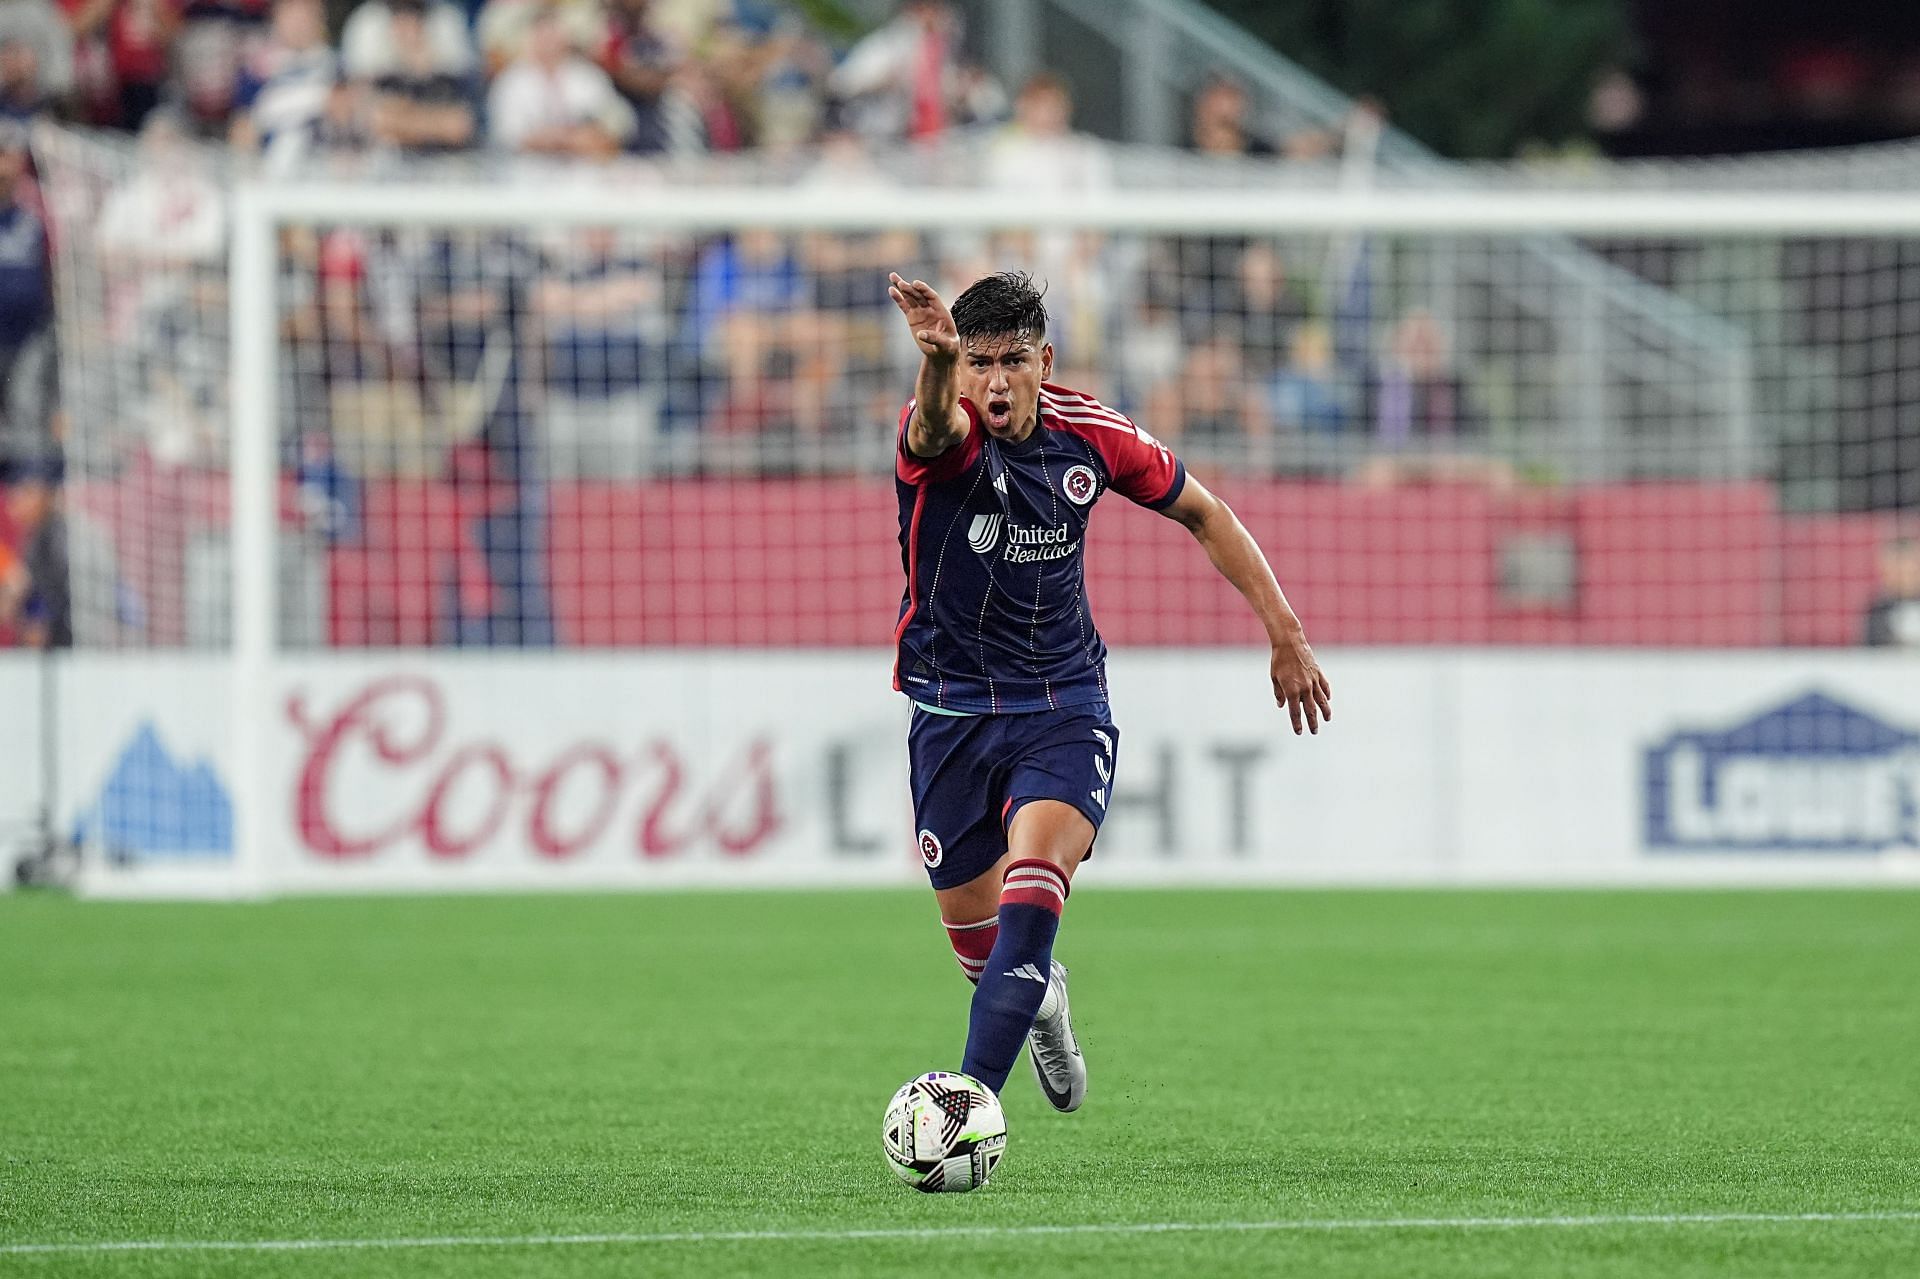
[888,269,1332,1111]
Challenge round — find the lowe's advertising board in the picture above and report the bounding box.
[49,650,1920,896]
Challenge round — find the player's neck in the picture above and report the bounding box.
[1001,414,1039,447]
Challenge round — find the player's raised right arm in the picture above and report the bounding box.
[888,272,969,458]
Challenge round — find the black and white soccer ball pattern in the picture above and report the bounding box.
[881,1071,1007,1192]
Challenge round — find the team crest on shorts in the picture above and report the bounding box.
[918,829,944,868]
[1061,464,1098,505]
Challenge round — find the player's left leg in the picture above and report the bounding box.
[956,800,1091,1100]
[1008,803,1092,1111]
[976,704,1116,1110]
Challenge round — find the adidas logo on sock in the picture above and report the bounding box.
[1004,963,1047,983]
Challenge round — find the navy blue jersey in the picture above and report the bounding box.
[893,382,1187,713]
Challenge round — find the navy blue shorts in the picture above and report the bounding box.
[908,700,1119,890]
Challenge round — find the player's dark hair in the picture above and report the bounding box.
[951,272,1048,345]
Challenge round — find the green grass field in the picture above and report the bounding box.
[1,889,1916,1277]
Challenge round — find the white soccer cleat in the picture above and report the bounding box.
[1027,960,1086,1112]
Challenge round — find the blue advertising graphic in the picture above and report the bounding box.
[75,722,233,858]
[1644,691,1920,854]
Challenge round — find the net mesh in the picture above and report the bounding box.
[34,123,1920,656]
[38,124,238,649]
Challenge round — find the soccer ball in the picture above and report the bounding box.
[881,1071,1007,1192]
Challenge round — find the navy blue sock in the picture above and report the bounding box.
[961,858,1068,1094]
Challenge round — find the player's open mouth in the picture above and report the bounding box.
[987,400,1013,428]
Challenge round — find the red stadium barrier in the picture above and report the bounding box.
[1571,484,1780,646]
[58,471,1901,649]
[1779,513,1895,648]
[366,476,1903,649]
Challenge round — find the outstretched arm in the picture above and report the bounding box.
[888,272,969,458]
[1164,476,1332,735]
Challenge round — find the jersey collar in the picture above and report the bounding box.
[998,414,1048,455]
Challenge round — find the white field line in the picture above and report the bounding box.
[3,1211,1919,1256]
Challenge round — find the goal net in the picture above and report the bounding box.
[31,121,1920,889]
[42,128,1920,656]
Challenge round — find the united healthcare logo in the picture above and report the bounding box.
[1642,691,1920,854]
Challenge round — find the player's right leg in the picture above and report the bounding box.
[908,703,1018,994]
[935,850,1011,983]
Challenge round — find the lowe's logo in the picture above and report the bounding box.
[1643,692,1920,853]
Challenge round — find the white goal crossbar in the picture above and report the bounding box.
[236,185,1920,235]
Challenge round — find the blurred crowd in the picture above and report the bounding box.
[0,0,1498,648]
[0,0,1015,164]
[235,69,1473,498]
[0,454,66,646]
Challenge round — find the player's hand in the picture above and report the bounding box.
[1270,631,1332,735]
[889,272,959,362]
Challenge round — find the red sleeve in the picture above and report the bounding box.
[895,398,983,485]
[1096,417,1186,510]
